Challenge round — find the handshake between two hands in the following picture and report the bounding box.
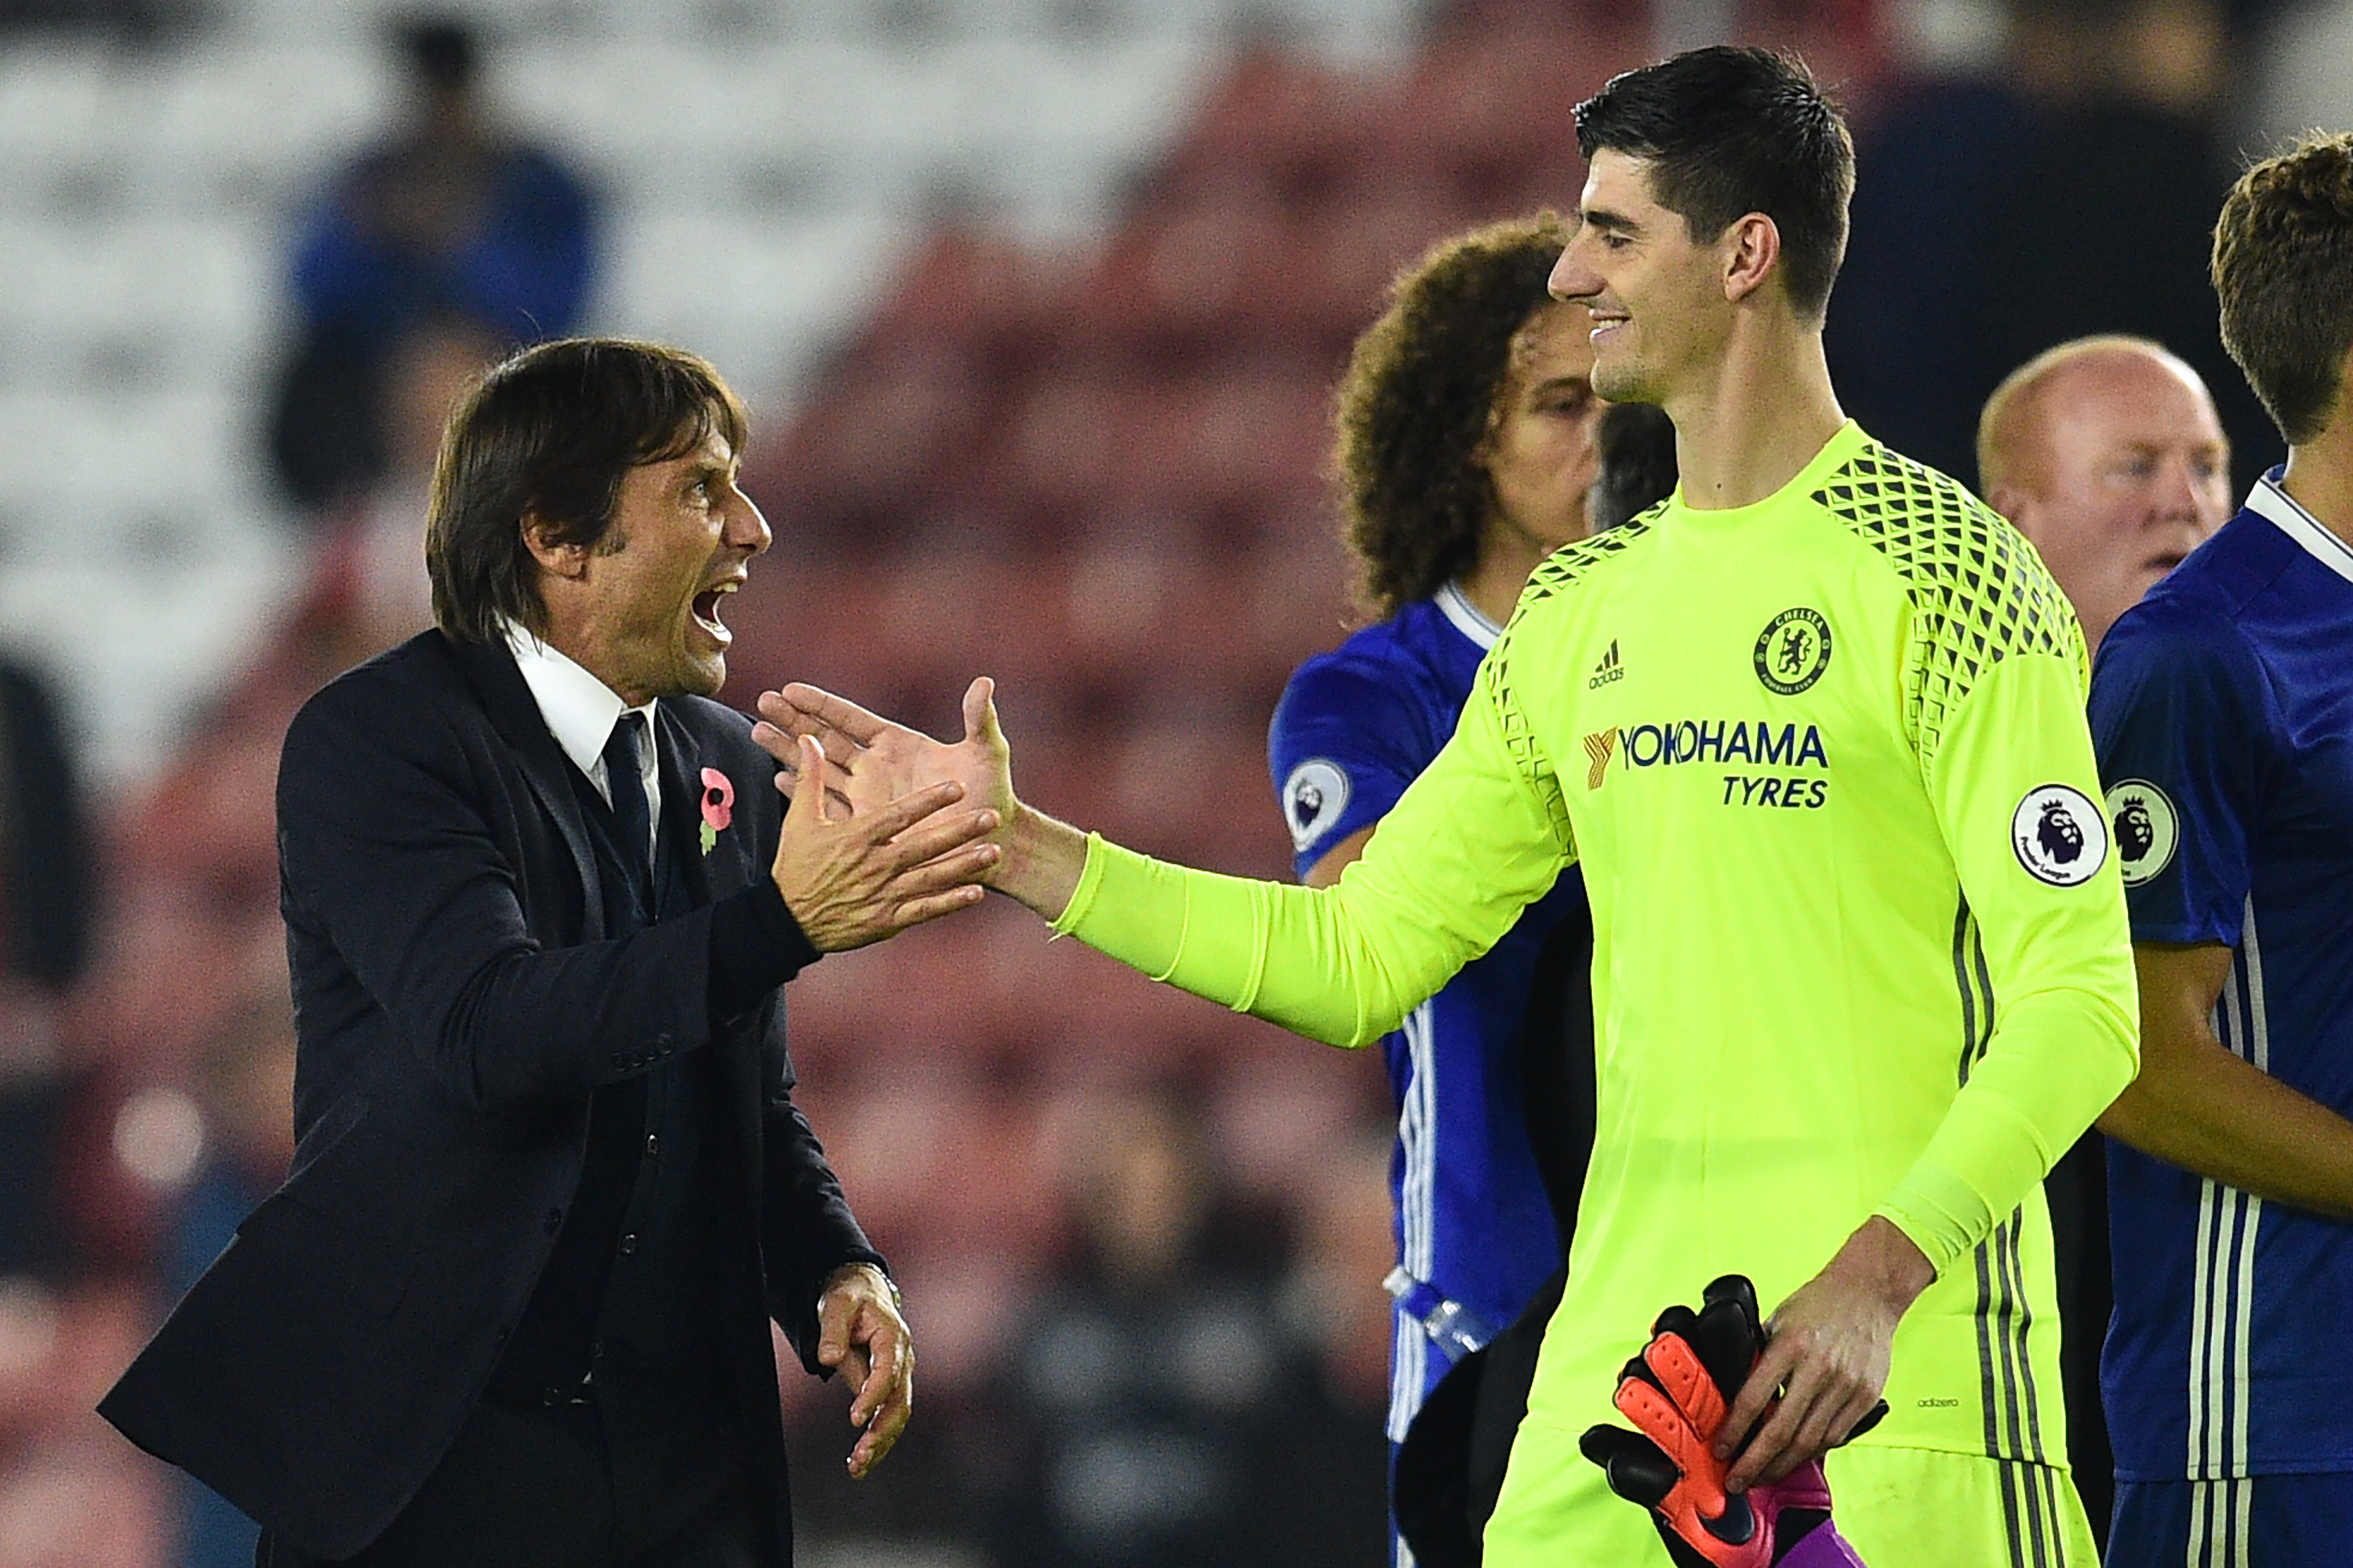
[1584,1275,1881,1568]
[747,677,1024,953]
[753,676,1904,1563]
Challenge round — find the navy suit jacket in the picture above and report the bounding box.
[100,631,881,1560]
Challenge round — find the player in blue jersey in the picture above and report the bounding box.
[1267,214,1674,1565]
[1976,332,2238,1552]
[2089,133,2353,1566]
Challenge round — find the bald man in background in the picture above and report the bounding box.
[1980,335,2238,652]
[1976,333,2238,1548]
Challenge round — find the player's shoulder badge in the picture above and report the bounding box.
[1755,607,1832,695]
[1282,759,1351,854]
[2104,779,2180,888]
[2012,783,2108,887]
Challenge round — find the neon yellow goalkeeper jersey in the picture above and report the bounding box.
[1055,421,2137,1472]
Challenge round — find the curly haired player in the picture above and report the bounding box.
[1267,214,1677,1565]
[1271,213,1598,1458]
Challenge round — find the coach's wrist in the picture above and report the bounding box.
[821,1261,899,1312]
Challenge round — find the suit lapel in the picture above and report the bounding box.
[444,660,769,1201]
[450,637,605,939]
[653,704,716,909]
[658,703,766,1198]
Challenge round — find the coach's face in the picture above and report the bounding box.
[549,425,772,705]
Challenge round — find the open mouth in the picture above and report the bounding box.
[692,581,737,642]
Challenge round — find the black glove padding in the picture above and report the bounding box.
[1578,1275,1885,1568]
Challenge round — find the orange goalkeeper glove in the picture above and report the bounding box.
[1580,1275,1878,1568]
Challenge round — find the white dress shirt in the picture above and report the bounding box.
[504,623,662,861]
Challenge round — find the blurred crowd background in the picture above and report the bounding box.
[1,0,2348,1561]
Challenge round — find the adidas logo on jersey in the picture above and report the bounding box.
[1589,638,1625,689]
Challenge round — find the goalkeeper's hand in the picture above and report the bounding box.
[1579,1275,1879,1568]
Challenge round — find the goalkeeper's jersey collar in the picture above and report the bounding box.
[1660,418,1866,531]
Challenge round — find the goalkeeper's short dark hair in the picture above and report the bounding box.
[1573,46,1854,322]
[1333,212,1570,621]
[2213,132,2353,446]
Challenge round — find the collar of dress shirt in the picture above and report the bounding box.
[501,623,661,811]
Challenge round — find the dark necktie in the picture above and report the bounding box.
[602,711,654,925]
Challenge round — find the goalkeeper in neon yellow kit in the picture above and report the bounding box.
[757,46,2135,1568]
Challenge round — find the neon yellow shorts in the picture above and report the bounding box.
[1832,1444,2099,1568]
[1483,1424,2100,1568]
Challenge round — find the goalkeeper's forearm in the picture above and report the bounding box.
[989,802,1091,922]
[992,815,1466,1050]
[1876,984,2138,1275]
[991,707,1554,1047]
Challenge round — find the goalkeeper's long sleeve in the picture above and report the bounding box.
[1873,646,2140,1274]
[1053,656,1572,1048]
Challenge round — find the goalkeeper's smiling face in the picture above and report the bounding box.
[1549,150,1743,409]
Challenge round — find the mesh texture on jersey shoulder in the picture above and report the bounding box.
[1518,508,1660,608]
[1476,515,1658,853]
[1811,441,2085,773]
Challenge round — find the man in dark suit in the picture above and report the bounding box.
[100,338,1001,1566]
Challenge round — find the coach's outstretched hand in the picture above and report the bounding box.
[755,678,1093,922]
[1580,1275,1878,1568]
[766,731,999,951]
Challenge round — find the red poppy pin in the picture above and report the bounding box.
[698,767,735,855]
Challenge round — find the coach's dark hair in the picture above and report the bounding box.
[1334,213,1571,620]
[1573,46,1854,321]
[2213,133,2353,446]
[425,337,748,646]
